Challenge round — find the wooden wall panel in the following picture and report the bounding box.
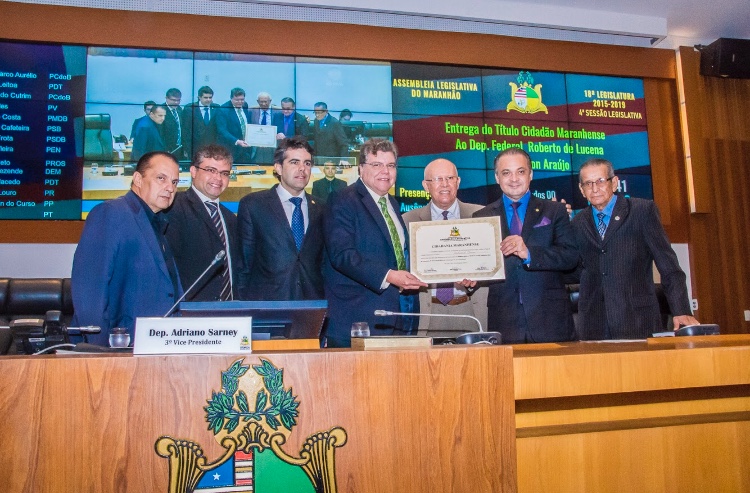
[679,48,750,333]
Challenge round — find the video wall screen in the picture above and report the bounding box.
[0,39,651,219]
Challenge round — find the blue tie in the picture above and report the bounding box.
[597,212,607,238]
[203,106,210,125]
[510,202,523,236]
[289,197,304,251]
[261,111,267,125]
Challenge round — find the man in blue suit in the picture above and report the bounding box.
[237,136,324,301]
[323,139,426,347]
[473,148,578,343]
[215,87,253,164]
[132,105,167,161]
[71,151,183,346]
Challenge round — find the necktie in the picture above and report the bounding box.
[597,212,607,239]
[436,210,454,305]
[237,109,246,139]
[261,111,267,125]
[510,202,523,236]
[203,107,210,125]
[172,108,181,145]
[289,197,304,251]
[205,201,232,300]
[378,196,406,271]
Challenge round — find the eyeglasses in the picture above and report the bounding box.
[580,177,614,190]
[364,161,397,170]
[425,176,458,184]
[195,166,231,178]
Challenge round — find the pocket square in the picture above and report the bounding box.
[534,216,551,228]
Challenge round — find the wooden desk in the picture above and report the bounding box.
[513,335,750,493]
[0,346,518,493]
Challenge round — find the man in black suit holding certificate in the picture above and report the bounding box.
[473,148,578,343]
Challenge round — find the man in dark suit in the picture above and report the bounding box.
[473,148,578,343]
[71,151,182,346]
[249,91,282,165]
[215,87,253,164]
[237,136,325,301]
[571,158,699,339]
[311,101,348,158]
[132,105,167,161]
[276,97,310,142]
[311,160,346,203]
[165,144,241,301]
[403,158,487,336]
[162,88,185,159]
[323,139,427,347]
[130,100,155,141]
[182,86,220,159]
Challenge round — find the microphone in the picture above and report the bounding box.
[374,310,501,345]
[163,250,226,318]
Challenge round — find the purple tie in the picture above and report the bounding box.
[510,202,523,236]
[435,210,454,305]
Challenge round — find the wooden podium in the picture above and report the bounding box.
[513,335,750,492]
[0,346,518,493]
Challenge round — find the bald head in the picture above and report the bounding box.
[423,158,461,210]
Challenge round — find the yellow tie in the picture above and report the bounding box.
[378,196,406,270]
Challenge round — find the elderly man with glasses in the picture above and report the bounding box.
[322,138,427,347]
[165,144,243,301]
[570,158,699,340]
[402,158,487,337]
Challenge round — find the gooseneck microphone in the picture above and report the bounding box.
[374,310,502,345]
[163,250,226,318]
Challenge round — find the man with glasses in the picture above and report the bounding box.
[216,87,253,164]
[473,147,578,343]
[236,136,325,301]
[276,97,310,141]
[403,158,487,336]
[571,158,699,339]
[166,144,242,301]
[323,138,427,347]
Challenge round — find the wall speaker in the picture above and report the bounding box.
[700,38,750,79]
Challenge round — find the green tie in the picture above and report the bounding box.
[378,196,406,270]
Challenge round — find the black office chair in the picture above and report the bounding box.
[83,114,114,162]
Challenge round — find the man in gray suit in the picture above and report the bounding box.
[571,158,699,339]
[403,158,487,336]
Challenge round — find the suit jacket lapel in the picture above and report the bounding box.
[357,180,395,255]
[186,188,218,240]
[126,192,171,281]
[522,195,543,239]
[268,185,298,249]
[602,195,629,246]
[580,205,601,245]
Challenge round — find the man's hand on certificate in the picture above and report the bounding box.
[500,235,529,260]
[386,270,428,291]
[457,279,477,289]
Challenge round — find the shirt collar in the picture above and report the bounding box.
[276,183,306,203]
[192,185,219,205]
[593,194,618,219]
[502,190,531,210]
[360,178,390,203]
[430,199,460,220]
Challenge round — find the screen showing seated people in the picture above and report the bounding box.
[0,39,651,219]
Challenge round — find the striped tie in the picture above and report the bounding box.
[597,212,607,239]
[205,201,232,300]
[435,210,454,305]
[378,196,406,270]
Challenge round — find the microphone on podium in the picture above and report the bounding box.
[163,250,226,318]
[374,310,501,345]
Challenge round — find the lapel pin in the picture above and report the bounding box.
[535,208,540,212]
[615,216,620,221]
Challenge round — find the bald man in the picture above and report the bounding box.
[403,159,487,336]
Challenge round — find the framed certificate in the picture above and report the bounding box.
[244,123,277,147]
[409,217,505,283]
